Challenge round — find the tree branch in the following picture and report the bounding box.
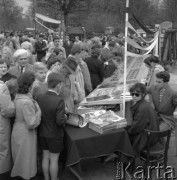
[66,0,79,12]
[37,2,61,11]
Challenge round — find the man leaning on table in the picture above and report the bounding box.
[146,71,177,131]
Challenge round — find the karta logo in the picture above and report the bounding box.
[116,162,177,179]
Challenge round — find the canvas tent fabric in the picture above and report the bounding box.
[35,13,61,24]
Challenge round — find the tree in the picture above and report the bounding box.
[0,0,23,31]
[26,0,167,36]
[163,0,177,25]
[28,0,81,35]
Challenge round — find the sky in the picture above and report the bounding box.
[15,0,30,13]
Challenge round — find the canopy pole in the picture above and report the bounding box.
[123,0,129,118]
[33,0,36,37]
[154,24,160,57]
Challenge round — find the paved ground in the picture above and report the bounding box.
[27,134,177,180]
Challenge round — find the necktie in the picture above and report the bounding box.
[20,67,24,74]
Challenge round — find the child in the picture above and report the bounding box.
[32,62,48,101]
[37,72,67,180]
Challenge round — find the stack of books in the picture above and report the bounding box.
[88,110,127,134]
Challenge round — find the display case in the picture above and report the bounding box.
[80,56,149,106]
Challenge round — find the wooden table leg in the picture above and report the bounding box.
[69,162,84,180]
[116,152,122,180]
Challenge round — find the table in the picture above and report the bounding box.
[64,125,134,180]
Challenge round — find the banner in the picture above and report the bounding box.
[127,38,158,57]
[127,22,159,44]
[127,35,158,51]
[35,18,52,31]
[35,13,61,24]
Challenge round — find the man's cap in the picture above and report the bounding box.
[63,56,78,74]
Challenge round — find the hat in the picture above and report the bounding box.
[63,56,78,74]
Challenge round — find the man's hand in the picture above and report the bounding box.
[42,47,48,51]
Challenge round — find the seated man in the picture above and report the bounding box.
[105,83,159,162]
[128,83,159,155]
[147,71,177,130]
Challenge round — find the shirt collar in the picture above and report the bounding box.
[18,65,26,71]
[48,89,59,95]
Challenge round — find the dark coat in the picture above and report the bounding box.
[37,91,67,139]
[63,40,73,57]
[85,57,104,90]
[147,84,177,129]
[0,73,16,83]
[34,40,47,61]
[128,98,159,155]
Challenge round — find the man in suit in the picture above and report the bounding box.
[63,35,73,57]
[35,34,48,62]
[147,71,177,130]
[8,49,34,78]
[37,72,67,180]
[48,36,66,59]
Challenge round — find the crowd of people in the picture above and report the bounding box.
[0,30,177,180]
[0,31,125,180]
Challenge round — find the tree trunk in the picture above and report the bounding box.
[64,11,68,38]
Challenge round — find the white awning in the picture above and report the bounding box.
[35,13,61,24]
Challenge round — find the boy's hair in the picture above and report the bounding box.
[129,83,147,94]
[71,44,82,55]
[156,71,170,83]
[108,41,116,48]
[18,72,35,94]
[34,62,47,73]
[47,72,64,89]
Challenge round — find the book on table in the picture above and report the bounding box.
[88,110,127,134]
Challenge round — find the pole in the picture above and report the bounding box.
[154,24,159,57]
[123,0,129,118]
[33,0,36,37]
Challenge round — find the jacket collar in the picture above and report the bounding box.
[15,93,33,100]
[47,90,58,96]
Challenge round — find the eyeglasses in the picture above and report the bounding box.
[130,92,141,97]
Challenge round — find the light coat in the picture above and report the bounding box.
[0,81,15,174]
[11,93,41,179]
